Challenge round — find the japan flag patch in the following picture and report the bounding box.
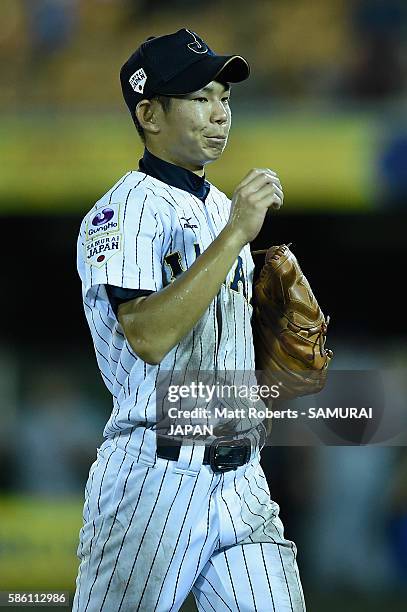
[129,68,147,94]
[85,202,123,268]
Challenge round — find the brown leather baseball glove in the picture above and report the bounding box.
[252,244,333,400]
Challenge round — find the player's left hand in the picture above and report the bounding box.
[266,170,284,210]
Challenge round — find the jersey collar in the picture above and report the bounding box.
[139,148,210,202]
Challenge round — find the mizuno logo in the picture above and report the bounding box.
[181,216,198,229]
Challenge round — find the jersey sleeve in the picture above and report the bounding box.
[105,286,154,317]
[77,193,165,305]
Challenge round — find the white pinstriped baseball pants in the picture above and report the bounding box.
[73,428,306,612]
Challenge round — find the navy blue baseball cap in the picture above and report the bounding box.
[120,28,250,121]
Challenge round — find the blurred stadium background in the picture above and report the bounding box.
[1,0,406,610]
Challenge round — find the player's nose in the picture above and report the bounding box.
[211,99,229,124]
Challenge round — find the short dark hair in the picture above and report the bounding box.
[133,95,172,143]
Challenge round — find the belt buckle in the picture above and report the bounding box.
[209,437,251,473]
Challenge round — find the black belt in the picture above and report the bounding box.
[156,424,265,473]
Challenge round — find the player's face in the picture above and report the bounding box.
[155,81,231,173]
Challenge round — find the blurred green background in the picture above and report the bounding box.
[1,1,407,610]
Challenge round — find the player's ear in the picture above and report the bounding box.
[135,99,161,136]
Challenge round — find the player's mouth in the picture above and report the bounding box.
[205,135,227,141]
[205,135,227,147]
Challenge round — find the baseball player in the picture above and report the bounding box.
[74,28,306,611]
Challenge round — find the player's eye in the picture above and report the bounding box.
[222,97,230,104]
[193,97,208,102]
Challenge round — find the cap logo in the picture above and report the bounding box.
[186,29,208,55]
[129,67,147,94]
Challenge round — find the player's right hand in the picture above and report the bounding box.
[227,168,283,247]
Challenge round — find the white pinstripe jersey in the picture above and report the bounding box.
[77,170,256,438]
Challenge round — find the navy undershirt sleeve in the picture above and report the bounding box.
[105,285,154,317]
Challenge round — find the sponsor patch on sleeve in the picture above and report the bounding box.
[85,203,123,267]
